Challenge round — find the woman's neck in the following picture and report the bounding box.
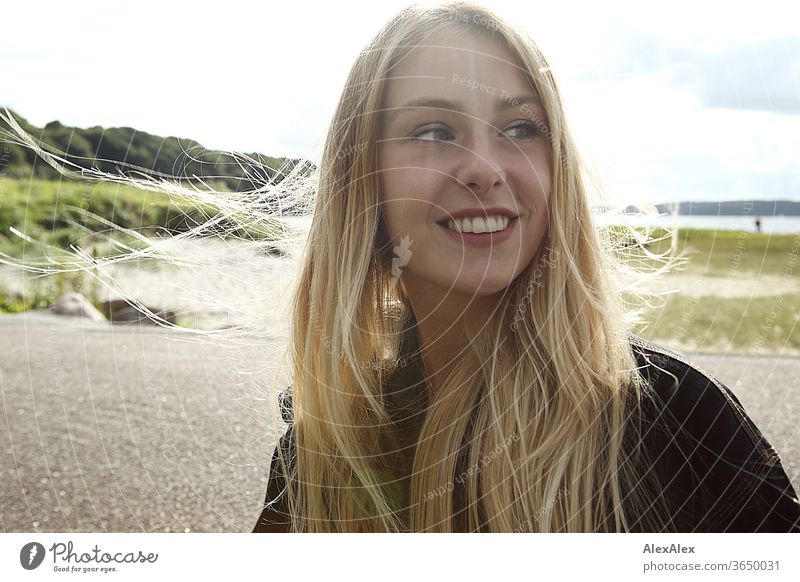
[401,277,496,394]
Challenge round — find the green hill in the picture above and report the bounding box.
[0,108,314,196]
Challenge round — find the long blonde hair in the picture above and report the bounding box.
[282,1,675,532]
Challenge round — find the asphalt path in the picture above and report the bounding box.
[1,312,798,532]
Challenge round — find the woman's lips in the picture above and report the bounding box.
[436,217,518,247]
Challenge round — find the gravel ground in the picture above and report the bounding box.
[1,312,798,532]
[0,312,291,533]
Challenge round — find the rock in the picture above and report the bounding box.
[259,244,287,258]
[101,299,178,325]
[50,293,106,322]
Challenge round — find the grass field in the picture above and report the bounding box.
[0,177,281,259]
[626,227,800,353]
[637,227,800,276]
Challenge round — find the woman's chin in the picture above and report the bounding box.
[449,274,517,298]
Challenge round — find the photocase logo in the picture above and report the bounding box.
[391,234,412,278]
[20,542,46,570]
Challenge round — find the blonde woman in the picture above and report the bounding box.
[252,1,800,532]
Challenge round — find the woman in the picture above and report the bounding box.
[247,1,800,533]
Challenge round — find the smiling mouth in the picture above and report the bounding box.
[436,216,519,237]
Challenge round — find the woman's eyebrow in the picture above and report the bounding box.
[389,94,542,120]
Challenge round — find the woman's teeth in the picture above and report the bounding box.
[446,215,510,233]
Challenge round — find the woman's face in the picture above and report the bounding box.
[378,31,552,301]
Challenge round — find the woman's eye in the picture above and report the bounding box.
[408,121,541,142]
[410,125,453,142]
[504,121,539,139]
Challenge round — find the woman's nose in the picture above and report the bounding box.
[456,130,506,196]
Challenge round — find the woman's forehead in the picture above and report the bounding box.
[382,36,534,110]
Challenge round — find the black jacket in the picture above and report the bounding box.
[254,335,800,532]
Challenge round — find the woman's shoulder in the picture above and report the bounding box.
[253,388,295,533]
[626,333,776,460]
[277,384,294,425]
[626,333,800,532]
[625,332,782,473]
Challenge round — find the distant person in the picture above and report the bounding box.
[755,216,762,233]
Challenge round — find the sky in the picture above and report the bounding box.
[2,0,799,205]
